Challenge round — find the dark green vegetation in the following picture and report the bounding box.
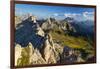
[50,29,94,60]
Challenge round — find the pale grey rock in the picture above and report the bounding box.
[30,48,46,64]
[15,44,22,66]
[36,26,45,37]
[43,34,57,63]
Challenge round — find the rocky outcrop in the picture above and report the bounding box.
[28,42,46,64]
[41,17,76,35]
[41,18,58,31]
[30,48,46,64]
[36,24,45,37]
[15,42,46,66]
[15,44,22,66]
[60,20,76,33]
[43,34,56,63]
[15,16,22,28]
[15,41,84,66]
[60,46,85,63]
[15,30,64,66]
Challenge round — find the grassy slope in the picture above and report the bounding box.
[50,29,94,54]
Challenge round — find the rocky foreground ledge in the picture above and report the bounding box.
[15,33,84,66]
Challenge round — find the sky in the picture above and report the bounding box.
[15,4,95,21]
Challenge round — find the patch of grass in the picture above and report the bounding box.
[50,30,95,61]
[50,30,94,54]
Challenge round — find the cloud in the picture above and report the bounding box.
[52,12,94,21]
[53,13,59,16]
[64,12,94,21]
[64,13,81,17]
[83,11,94,20]
[83,11,94,17]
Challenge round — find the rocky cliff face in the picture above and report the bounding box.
[15,33,64,66]
[15,16,22,28]
[15,37,63,66]
[15,44,22,66]
[15,16,61,66]
[41,17,76,35]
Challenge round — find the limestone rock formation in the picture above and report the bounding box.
[30,48,46,64]
[15,42,46,66]
[15,33,64,66]
[15,16,22,28]
[36,25,45,37]
[41,18,57,31]
[43,34,57,63]
[15,44,22,66]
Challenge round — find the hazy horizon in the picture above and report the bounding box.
[15,4,95,21]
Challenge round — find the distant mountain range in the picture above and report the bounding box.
[62,17,94,38]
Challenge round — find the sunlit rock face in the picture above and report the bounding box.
[29,48,46,64]
[36,24,45,37]
[28,14,37,23]
[15,44,22,66]
[28,42,46,64]
[43,34,57,63]
[15,16,22,28]
[15,42,46,66]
